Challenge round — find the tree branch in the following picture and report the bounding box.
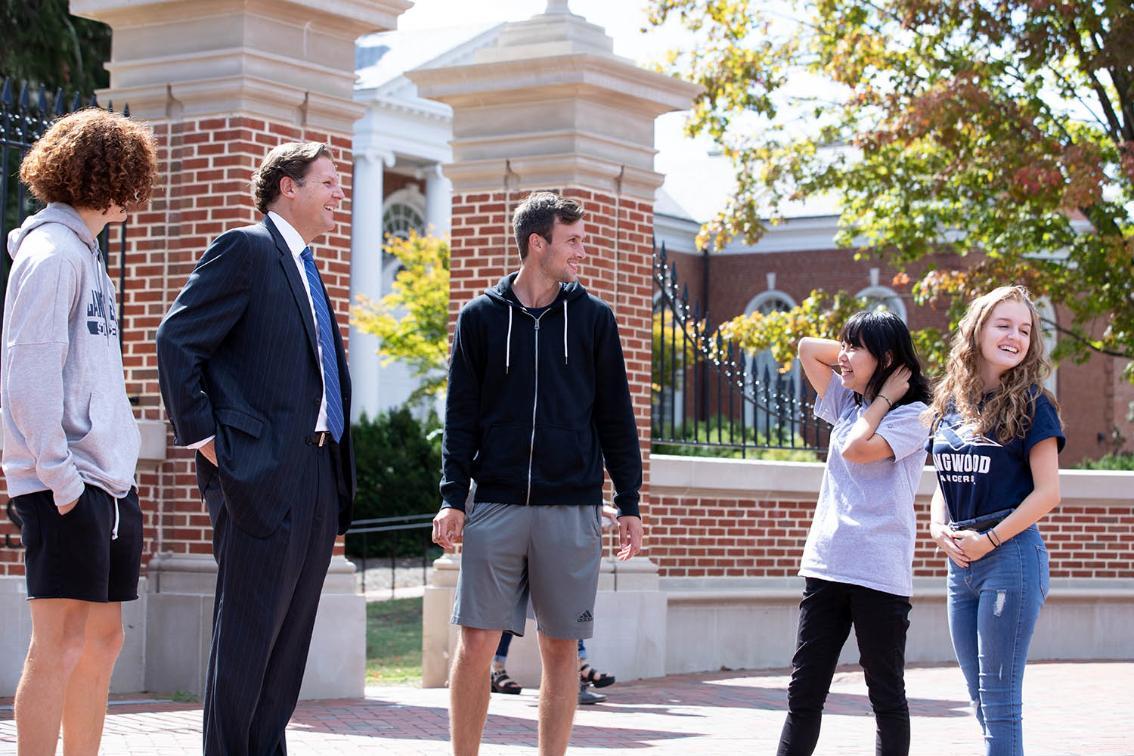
[1041,316,1130,360]
[1064,16,1125,142]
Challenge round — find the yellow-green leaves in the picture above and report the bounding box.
[352,232,451,402]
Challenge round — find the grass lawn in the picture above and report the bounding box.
[366,596,423,685]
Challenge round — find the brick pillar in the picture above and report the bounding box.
[58,0,410,698]
[412,5,700,534]
[448,190,656,507]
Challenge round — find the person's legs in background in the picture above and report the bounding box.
[490,632,522,694]
[578,639,616,689]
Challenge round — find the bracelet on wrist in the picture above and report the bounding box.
[877,394,894,409]
[985,528,1002,549]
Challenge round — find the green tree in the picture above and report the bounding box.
[647,0,1134,378]
[352,231,450,402]
[0,0,111,92]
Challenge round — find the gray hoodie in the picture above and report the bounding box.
[2,203,139,508]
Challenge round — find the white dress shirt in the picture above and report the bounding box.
[268,212,332,434]
[185,212,331,448]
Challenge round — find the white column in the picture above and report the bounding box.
[424,165,452,236]
[349,147,392,422]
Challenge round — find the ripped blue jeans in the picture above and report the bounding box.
[946,525,1049,756]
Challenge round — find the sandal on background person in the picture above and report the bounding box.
[490,668,522,694]
[579,662,615,689]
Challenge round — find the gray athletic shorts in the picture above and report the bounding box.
[452,502,602,640]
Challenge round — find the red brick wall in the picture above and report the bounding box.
[0,115,354,576]
[649,491,1134,579]
[448,188,654,517]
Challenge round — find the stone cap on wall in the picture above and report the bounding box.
[72,0,412,130]
[408,3,700,200]
[651,453,1134,507]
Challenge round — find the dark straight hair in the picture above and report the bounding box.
[839,309,931,408]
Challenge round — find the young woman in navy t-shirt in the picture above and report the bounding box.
[925,286,1064,756]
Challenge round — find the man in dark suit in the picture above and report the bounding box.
[156,142,355,755]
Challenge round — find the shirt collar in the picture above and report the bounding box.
[267,211,306,260]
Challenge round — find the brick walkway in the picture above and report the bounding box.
[0,661,1128,754]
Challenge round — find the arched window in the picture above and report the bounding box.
[652,290,686,432]
[382,186,427,241]
[1035,297,1058,395]
[381,187,427,284]
[743,291,801,437]
[855,285,908,321]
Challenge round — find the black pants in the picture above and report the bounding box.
[777,577,912,756]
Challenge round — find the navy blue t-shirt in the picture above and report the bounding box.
[928,389,1064,523]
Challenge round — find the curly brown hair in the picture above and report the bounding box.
[19,108,157,212]
[251,142,333,214]
[925,286,1064,443]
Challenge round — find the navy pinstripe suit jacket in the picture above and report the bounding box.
[156,216,355,537]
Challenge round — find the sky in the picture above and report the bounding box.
[393,0,733,222]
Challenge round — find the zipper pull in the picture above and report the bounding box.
[534,320,540,331]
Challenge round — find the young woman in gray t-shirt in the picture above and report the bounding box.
[777,309,931,756]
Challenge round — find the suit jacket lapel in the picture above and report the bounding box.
[264,216,319,362]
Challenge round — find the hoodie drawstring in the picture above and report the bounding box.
[505,307,513,374]
[562,300,568,365]
[111,497,120,540]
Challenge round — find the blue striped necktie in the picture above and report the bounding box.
[300,247,345,442]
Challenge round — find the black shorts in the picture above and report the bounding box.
[11,484,143,602]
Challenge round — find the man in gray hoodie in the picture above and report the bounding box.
[2,109,156,755]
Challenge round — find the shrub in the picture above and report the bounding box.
[1076,452,1134,471]
[347,407,443,559]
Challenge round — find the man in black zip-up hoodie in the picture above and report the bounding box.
[433,192,642,755]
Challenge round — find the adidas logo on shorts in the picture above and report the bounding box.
[576,610,593,623]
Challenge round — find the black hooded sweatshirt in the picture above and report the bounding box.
[439,273,642,518]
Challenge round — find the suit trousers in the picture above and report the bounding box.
[202,441,339,756]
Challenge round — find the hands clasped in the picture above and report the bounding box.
[930,522,996,568]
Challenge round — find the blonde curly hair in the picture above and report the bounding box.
[926,286,1063,443]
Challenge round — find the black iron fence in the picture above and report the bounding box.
[345,513,440,599]
[0,78,129,345]
[652,243,831,458]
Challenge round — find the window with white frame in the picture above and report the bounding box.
[743,291,801,435]
[1035,297,1058,395]
[381,187,427,282]
[855,285,908,321]
[382,201,425,241]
